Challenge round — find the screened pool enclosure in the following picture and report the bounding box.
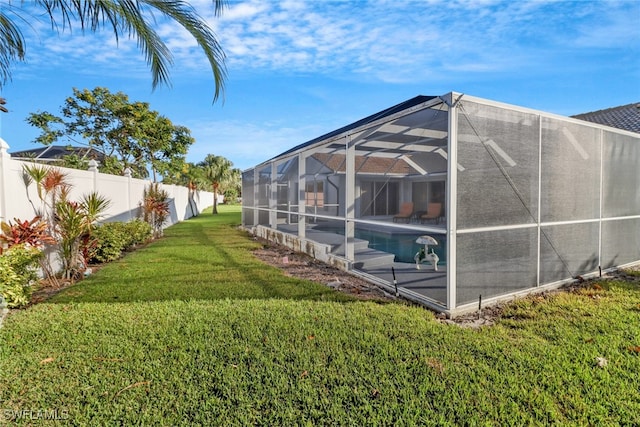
[242,93,640,316]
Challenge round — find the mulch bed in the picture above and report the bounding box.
[252,237,400,302]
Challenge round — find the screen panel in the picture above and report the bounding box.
[241,169,255,227]
[539,222,600,284]
[456,227,538,306]
[241,169,254,207]
[456,101,539,229]
[304,144,345,217]
[276,158,299,228]
[602,131,640,218]
[257,165,271,226]
[601,218,640,268]
[352,103,449,223]
[540,118,601,222]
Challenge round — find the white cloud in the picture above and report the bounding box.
[15,0,638,86]
[206,0,636,83]
[223,2,268,21]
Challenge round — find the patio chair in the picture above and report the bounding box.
[392,202,414,223]
[420,202,442,224]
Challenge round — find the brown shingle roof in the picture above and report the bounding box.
[312,153,418,175]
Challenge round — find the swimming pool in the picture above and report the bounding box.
[314,224,447,264]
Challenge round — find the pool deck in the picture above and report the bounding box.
[275,223,447,306]
[360,262,447,306]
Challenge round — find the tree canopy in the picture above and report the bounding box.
[0,0,226,99]
[27,87,195,181]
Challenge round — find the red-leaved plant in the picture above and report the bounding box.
[0,216,55,254]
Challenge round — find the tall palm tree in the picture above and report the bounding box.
[199,154,232,214]
[0,0,226,99]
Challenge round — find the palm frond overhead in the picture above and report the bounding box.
[0,10,26,85]
[0,0,226,99]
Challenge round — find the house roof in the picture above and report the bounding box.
[272,95,438,160]
[10,145,106,161]
[572,102,640,134]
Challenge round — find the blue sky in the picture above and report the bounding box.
[0,0,638,171]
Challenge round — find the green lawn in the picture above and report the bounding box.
[1,205,639,425]
[48,206,353,304]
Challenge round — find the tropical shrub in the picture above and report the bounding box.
[89,220,152,264]
[0,216,56,288]
[22,164,112,280]
[0,244,42,308]
[89,223,129,264]
[223,188,238,205]
[54,192,111,280]
[0,216,55,250]
[140,183,170,238]
[125,219,153,246]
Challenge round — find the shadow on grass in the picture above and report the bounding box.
[48,209,363,305]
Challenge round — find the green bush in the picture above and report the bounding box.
[89,220,153,264]
[223,188,238,205]
[0,244,42,308]
[89,223,127,264]
[125,219,153,247]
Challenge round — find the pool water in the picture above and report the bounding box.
[315,225,447,264]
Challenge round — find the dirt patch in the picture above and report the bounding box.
[29,264,107,305]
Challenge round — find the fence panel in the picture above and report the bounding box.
[0,141,214,227]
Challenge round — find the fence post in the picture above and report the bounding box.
[0,138,10,224]
[124,167,132,220]
[88,159,99,193]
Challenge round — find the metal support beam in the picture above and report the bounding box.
[345,136,356,262]
[270,162,278,228]
[298,153,306,239]
[253,168,259,226]
[445,94,459,311]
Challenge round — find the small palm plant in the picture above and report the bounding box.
[22,164,111,281]
[21,165,73,284]
[141,183,170,238]
[55,193,111,281]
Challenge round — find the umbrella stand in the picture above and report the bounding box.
[414,235,439,271]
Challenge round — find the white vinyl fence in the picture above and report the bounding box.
[0,138,216,228]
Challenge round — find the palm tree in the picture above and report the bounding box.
[199,154,232,214]
[0,0,226,99]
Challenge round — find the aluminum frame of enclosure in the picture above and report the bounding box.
[242,92,640,316]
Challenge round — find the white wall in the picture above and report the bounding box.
[0,138,215,226]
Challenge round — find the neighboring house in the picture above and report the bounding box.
[9,145,106,163]
[242,92,640,317]
[572,102,640,134]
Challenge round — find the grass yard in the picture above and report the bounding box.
[1,205,639,425]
